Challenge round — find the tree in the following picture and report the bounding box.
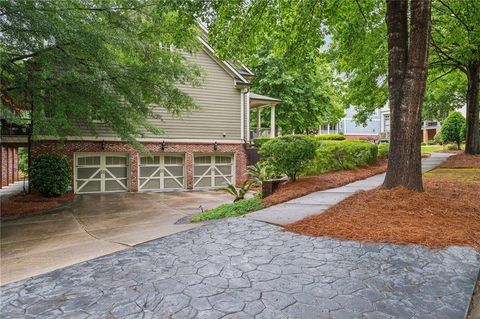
[0,0,203,146]
[248,46,344,134]
[382,0,432,191]
[202,0,432,191]
[430,0,480,154]
[439,111,466,149]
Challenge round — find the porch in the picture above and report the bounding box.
[249,93,282,139]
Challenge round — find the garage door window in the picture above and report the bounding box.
[75,154,129,193]
[139,155,184,191]
[194,154,233,188]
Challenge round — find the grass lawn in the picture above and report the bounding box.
[421,145,445,152]
[191,198,265,222]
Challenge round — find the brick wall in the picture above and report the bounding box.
[1,145,20,188]
[31,140,248,193]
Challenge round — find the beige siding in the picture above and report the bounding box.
[73,48,243,141]
[146,48,242,140]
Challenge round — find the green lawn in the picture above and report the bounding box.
[191,198,265,222]
[421,145,445,152]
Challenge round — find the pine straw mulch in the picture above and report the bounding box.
[1,193,75,218]
[285,166,480,249]
[439,153,480,169]
[264,159,388,206]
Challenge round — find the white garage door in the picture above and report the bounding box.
[75,153,129,193]
[139,155,185,191]
[194,154,234,188]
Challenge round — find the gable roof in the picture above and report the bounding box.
[197,23,253,87]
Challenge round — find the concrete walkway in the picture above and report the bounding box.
[248,153,452,226]
[0,180,27,197]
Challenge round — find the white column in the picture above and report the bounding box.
[270,105,276,138]
[257,107,261,135]
[327,124,330,134]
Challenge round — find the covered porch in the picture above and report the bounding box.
[249,93,282,138]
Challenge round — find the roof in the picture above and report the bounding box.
[250,93,282,108]
[197,23,254,86]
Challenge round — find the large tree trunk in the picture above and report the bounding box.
[383,0,432,191]
[465,61,480,155]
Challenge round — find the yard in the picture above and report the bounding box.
[286,153,480,248]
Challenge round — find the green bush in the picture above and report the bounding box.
[304,140,378,175]
[427,140,436,145]
[378,143,389,159]
[252,137,272,147]
[29,153,71,197]
[259,135,316,181]
[439,111,466,150]
[191,198,265,222]
[314,134,346,141]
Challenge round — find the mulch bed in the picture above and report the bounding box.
[1,193,75,218]
[285,156,480,248]
[439,153,480,169]
[264,159,388,206]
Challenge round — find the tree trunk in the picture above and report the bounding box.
[383,0,432,192]
[465,61,480,155]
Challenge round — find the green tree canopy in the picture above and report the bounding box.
[1,0,204,145]
[248,45,344,134]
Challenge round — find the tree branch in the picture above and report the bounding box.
[437,0,471,31]
[429,67,456,83]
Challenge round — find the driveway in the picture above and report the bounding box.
[1,218,479,318]
[1,191,233,284]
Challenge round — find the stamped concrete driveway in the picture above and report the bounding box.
[1,218,479,319]
[1,191,232,285]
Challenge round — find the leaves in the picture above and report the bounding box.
[0,0,203,142]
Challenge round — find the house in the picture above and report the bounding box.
[319,106,382,140]
[0,30,281,193]
[319,104,443,144]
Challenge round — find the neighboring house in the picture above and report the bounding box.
[319,106,381,140]
[320,104,443,144]
[0,29,281,193]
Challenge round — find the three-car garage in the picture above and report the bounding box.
[74,152,236,194]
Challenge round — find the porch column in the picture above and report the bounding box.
[257,107,261,135]
[270,105,276,138]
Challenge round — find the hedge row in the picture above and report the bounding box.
[252,133,345,148]
[258,135,380,179]
[303,140,378,175]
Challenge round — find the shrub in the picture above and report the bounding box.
[252,137,272,148]
[304,140,378,175]
[439,111,466,150]
[378,143,389,159]
[191,198,265,222]
[314,134,346,141]
[427,139,436,145]
[29,153,71,197]
[259,135,316,181]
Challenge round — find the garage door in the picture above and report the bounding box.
[75,153,129,193]
[194,154,234,188]
[139,155,185,191]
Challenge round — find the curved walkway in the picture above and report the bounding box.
[248,153,452,225]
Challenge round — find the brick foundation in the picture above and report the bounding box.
[344,134,379,142]
[31,140,248,193]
